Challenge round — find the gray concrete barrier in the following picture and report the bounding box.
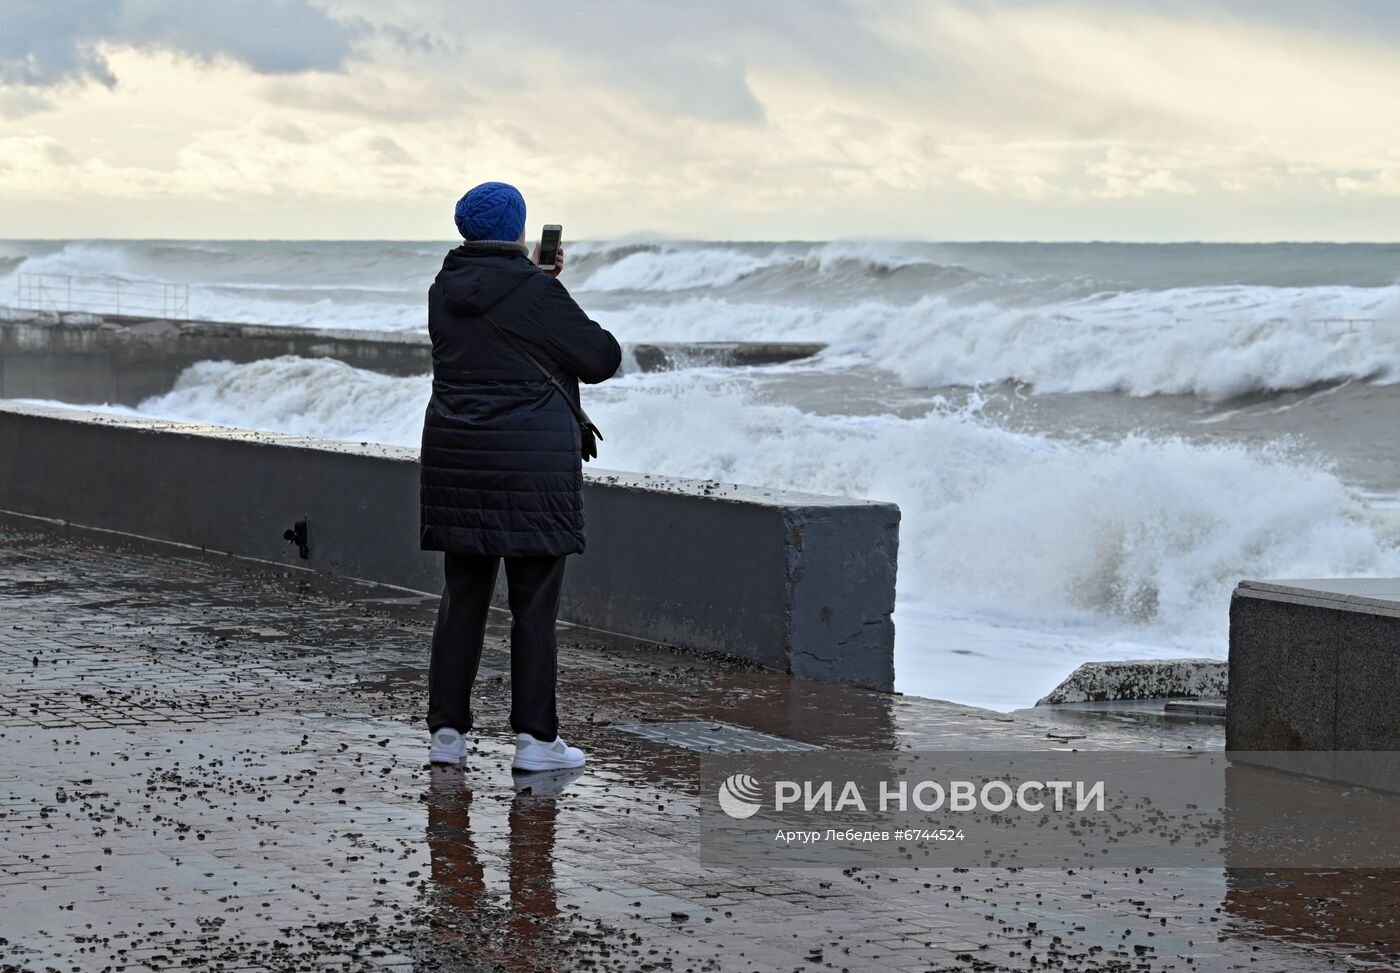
[0,311,826,406]
[1036,659,1228,705]
[1228,579,1400,750]
[0,401,898,688]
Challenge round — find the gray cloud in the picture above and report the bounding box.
[363,133,410,164]
[262,119,313,144]
[1159,0,1400,36]
[0,0,361,88]
[0,87,58,118]
[0,2,121,87]
[968,0,1400,40]
[335,0,894,126]
[446,2,776,125]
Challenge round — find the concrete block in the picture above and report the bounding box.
[1228,579,1400,750]
[782,503,898,688]
[1036,658,1227,705]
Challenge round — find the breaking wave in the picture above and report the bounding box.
[4,240,1399,395]
[596,287,1400,400]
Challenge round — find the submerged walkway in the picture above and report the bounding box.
[0,514,1391,972]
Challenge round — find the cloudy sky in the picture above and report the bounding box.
[3,0,1400,240]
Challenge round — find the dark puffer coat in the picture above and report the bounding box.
[420,242,621,556]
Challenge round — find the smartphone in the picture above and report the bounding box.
[539,224,562,267]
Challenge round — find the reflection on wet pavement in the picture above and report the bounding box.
[424,768,581,972]
[0,513,1395,971]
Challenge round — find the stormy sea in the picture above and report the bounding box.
[6,237,1400,710]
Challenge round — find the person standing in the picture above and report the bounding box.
[420,181,620,772]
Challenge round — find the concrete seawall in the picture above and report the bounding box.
[0,401,899,688]
[1228,578,1400,750]
[0,311,826,406]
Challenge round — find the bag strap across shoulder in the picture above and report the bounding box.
[481,309,604,442]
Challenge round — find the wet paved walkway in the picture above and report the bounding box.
[0,514,1395,972]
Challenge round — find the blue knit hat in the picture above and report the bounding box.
[454,181,526,242]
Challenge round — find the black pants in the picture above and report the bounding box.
[427,552,567,740]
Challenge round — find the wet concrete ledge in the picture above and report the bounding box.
[0,400,898,689]
[0,310,826,405]
[1036,658,1228,705]
[1228,578,1400,749]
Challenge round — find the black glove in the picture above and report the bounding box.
[581,422,601,463]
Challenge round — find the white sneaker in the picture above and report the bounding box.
[511,732,585,772]
[429,727,468,765]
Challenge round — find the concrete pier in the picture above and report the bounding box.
[0,310,826,405]
[1228,578,1400,750]
[0,401,899,688]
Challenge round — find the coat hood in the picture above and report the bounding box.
[435,242,537,315]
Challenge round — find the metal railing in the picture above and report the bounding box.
[14,273,189,319]
[1313,317,1377,335]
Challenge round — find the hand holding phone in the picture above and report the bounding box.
[533,224,563,277]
